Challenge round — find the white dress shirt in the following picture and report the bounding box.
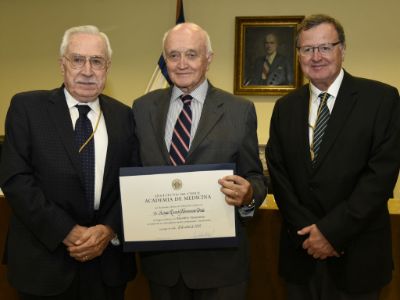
[308,69,344,146]
[64,89,108,210]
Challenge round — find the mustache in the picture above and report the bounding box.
[75,79,98,84]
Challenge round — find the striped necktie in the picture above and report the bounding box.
[169,95,193,166]
[74,105,95,214]
[312,92,330,163]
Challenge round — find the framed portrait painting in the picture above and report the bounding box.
[234,16,304,96]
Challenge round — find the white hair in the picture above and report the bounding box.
[60,25,112,59]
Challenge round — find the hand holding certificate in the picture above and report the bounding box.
[119,164,237,251]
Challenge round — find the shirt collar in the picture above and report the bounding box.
[310,68,344,101]
[64,88,100,114]
[171,79,209,105]
[266,52,277,63]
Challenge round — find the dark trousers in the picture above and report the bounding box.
[286,261,380,300]
[149,276,248,300]
[19,258,126,300]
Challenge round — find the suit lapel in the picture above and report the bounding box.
[296,86,315,174]
[270,54,282,69]
[47,87,83,181]
[187,86,224,160]
[149,89,172,164]
[313,72,358,169]
[100,96,115,193]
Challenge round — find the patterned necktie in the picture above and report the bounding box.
[261,60,270,80]
[169,95,193,166]
[312,92,330,163]
[74,105,95,213]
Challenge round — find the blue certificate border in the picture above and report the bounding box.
[119,163,238,252]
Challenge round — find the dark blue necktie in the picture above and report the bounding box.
[169,95,193,166]
[74,105,95,214]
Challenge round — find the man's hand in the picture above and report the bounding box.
[298,224,340,260]
[66,225,115,263]
[63,225,88,247]
[218,175,253,207]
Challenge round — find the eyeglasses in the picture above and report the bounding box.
[63,54,108,70]
[165,50,201,62]
[297,41,342,57]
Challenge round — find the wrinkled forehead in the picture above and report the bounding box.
[165,28,207,53]
[67,33,107,56]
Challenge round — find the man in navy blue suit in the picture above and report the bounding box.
[267,14,400,300]
[0,25,139,299]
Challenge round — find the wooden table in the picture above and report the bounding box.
[1,195,399,299]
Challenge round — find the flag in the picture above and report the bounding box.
[145,0,185,93]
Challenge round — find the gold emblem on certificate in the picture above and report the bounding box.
[172,178,182,190]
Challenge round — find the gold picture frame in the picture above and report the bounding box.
[234,16,304,96]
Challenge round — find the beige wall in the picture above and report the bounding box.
[1,0,400,192]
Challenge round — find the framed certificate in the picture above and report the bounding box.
[119,163,238,251]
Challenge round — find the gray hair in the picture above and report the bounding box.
[296,14,346,47]
[162,22,213,58]
[60,25,112,59]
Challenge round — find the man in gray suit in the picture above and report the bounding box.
[132,22,267,300]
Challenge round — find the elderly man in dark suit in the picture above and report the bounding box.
[0,25,139,300]
[266,14,400,300]
[247,32,293,86]
[132,22,267,300]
